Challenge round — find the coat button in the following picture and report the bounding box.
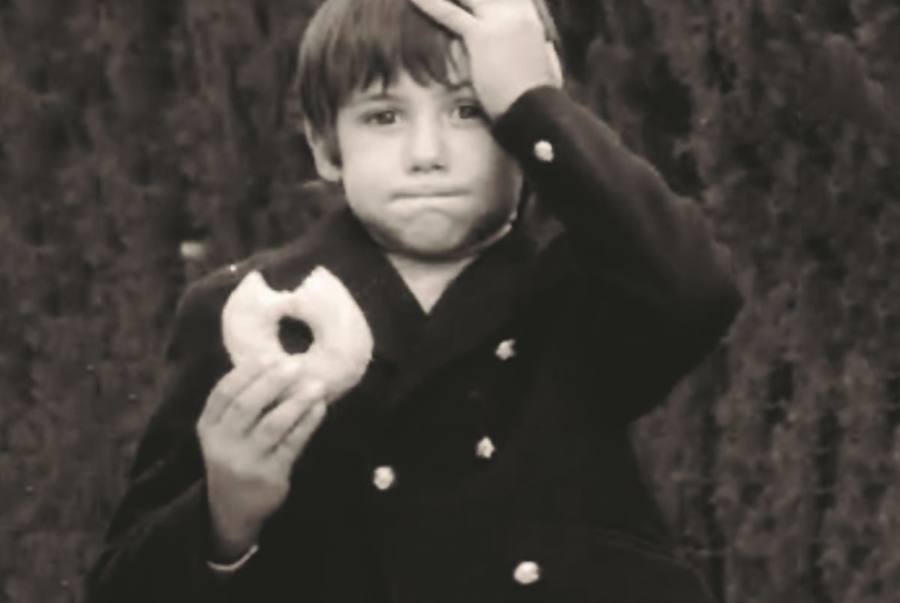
[495,338,517,361]
[475,436,496,460]
[373,466,396,491]
[533,140,555,163]
[513,560,542,585]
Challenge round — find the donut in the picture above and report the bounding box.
[221,267,374,403]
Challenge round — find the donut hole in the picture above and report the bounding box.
[278,317,314,355]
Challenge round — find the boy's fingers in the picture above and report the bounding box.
[252,395,313,451]
[466,0,540,18]
[408,0,478,36]
[219,358,304,434]
[284,378,326,405]
[271,402,328,469]
[201,360,276,427]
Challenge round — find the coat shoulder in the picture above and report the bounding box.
[168,222,335,367]
[179,217,337,321]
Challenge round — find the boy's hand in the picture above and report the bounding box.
[409,0,563,120]
[196,358,328,561]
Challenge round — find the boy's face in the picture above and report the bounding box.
[308,61,524,262]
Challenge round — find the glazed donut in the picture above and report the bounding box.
[221,267,374,402]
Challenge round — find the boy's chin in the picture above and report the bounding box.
[374,230,491,263]
[382,238,480,263]
[361,214,515,263]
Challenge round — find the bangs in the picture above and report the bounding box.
[339,0,463,90]
[298,0,464,136]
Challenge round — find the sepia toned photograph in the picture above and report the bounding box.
[1,1,898,601]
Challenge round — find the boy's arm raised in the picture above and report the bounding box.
[493,87,742,421]
[410,0,740,322]
[493,86,743,335]
[412,0,743,418]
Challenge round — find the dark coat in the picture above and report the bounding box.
[87,87,743,603]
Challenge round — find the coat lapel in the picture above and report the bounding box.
[385,226,542,410]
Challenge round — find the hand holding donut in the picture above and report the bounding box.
[196,267,374,561]
[198,358,328,561]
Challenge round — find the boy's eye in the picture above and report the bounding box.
[364,110,399,126]
[455,102,485,120]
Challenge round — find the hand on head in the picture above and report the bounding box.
[408,0,563,120]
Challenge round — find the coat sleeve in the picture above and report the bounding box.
[85,279,239,603]
[493,86,744,421]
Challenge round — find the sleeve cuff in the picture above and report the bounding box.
[206,543,260,575]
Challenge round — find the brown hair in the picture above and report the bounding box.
[295,0,560,158]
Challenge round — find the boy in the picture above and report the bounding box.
[87,0,742,601]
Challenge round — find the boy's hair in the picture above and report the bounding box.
[295,0,560,161]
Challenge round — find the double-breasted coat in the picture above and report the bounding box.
[87,87,743,603]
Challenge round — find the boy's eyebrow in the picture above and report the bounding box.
[444,79,475,92]
[351,90,403,104]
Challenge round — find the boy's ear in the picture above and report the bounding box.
[303,121,342,183]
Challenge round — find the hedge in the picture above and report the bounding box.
[1,1,897,601]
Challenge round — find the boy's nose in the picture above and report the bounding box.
[406,117,447,172]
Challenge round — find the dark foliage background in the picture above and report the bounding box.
[1,1,898,601]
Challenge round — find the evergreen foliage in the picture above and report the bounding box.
[1,1,897,601]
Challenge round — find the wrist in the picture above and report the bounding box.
[484,43,563,120]
[210,533,258,564]
[209,512,263,563]
[207,542,260,576]
[486,80,561,122]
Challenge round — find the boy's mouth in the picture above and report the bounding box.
[394,188,468,199]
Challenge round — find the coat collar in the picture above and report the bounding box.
[259,206,559,414]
